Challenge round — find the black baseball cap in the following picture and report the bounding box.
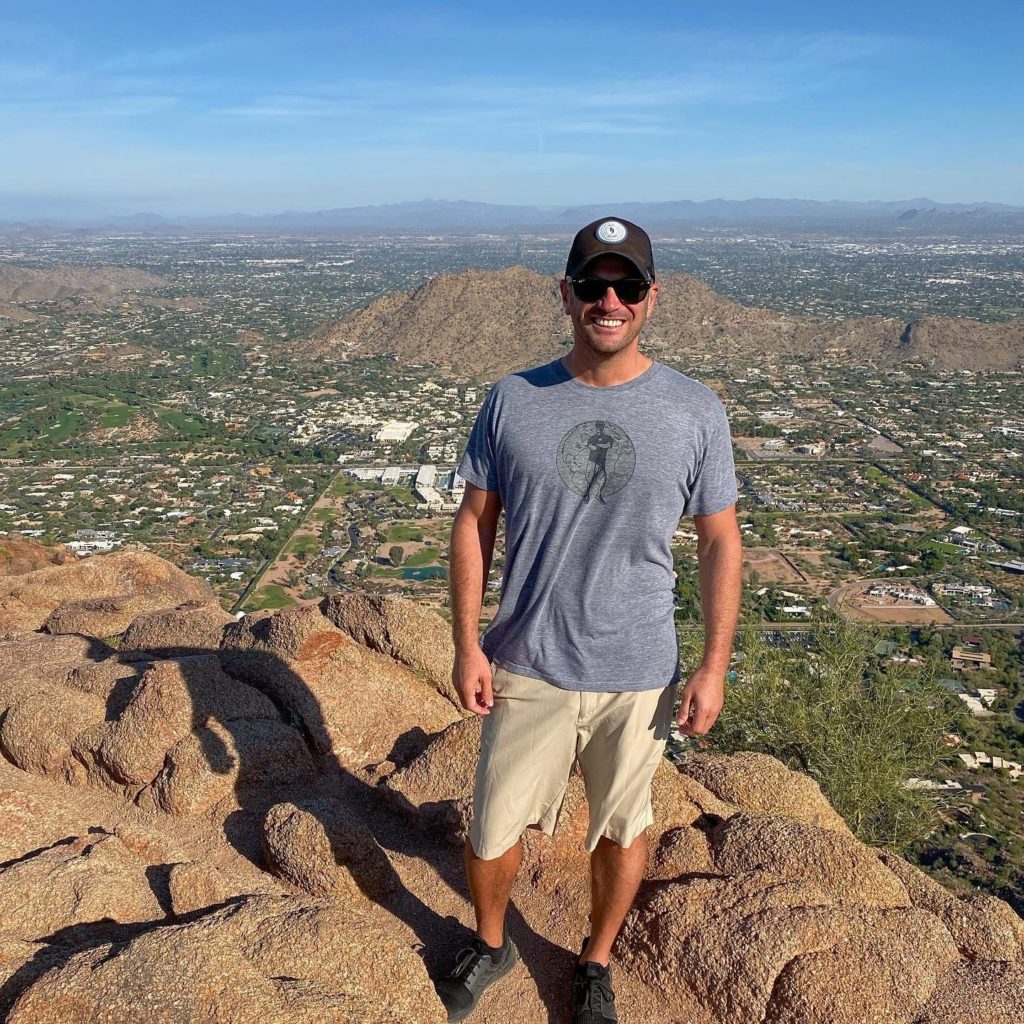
[565,217,655,282]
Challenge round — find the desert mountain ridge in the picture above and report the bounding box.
[302,267,1024,376]
[0,264,163,305]
[0,548,1021,1022]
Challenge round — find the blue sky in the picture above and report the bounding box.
[2,0,1022,216]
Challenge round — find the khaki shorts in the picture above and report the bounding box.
[469,662,676,861]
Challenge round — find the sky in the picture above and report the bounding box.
[2,0,1022,217]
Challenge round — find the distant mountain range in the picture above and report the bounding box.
[3,197,1023,236]
[300,267,1024,375]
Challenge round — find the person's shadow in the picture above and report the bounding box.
[0,607,570,1021]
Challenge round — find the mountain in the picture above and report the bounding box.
[558,197,1023,224]
[3,197,1023,236]
[300,267,1024,375]
[0,549,1021,1022]
[0,264,164,304]
[205,197,1024,232]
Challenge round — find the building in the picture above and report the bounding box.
[951,646,994,672]
[376,421,418,443]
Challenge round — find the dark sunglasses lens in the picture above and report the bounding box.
[614,280,648,303]
[572,278,649,303]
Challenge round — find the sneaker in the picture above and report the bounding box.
[435,933,518,1022]
[573,938,618,1023]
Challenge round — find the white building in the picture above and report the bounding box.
[376,421,418,443]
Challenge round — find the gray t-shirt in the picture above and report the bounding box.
[457,357,737,692]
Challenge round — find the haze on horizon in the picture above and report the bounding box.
[2,0,1022,220]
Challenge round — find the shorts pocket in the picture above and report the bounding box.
[489,662,507,696]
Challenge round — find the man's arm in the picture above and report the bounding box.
[449,481,503,715]
[677,503,743,735]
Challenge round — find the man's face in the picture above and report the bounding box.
[559,255,659,357]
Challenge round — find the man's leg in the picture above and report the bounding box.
[575,683,676,968]
[581,831,647,966]
[437,667,576,1020]
[465,838,522,947]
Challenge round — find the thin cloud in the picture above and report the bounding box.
[208,31,903,132]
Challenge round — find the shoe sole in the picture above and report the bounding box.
[445,945,519,1023]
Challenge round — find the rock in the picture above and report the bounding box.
[381,717,480,839]
[6,895,445,1024]
[65,656,148,713]
[623,847,959,1024]
[96,656,279,787]
[0,536,69,576]
[167,861,231,916]
[43,595,137,638]
[0,834,163,939]
[949,895,1024,962]
[760,907,958,1023]
[70,722,135,795]
[0,935,67,1018]
[916,959,1024,1024]
[112,821,184,864]
[650,759,737,831]
[2,550,1023,1022]
[878,849,1024,961]
[120,600,234,657]
[0,685,105,784]
[710,813,910,907]
[0,788,76,862]
[221,605,459,770]
[0,633,102,711]
[323,593,464,711]
[647,825,715,879]
[262,799,397,900]
[7,917,282,1024]
[677,751,850,833]
[145,718,315,816]
[0,549,214,638]
[622,872,832,972]
[631,893,955,1024]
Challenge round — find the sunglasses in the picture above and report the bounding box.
[570,276,651,304]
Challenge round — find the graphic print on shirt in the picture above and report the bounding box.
[556,420,636,504]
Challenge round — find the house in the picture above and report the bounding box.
[951,645,994,672]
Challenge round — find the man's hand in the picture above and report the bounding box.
[453,646,495,716]
[676,664,726,736]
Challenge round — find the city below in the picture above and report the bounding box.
[1,225,1022,910]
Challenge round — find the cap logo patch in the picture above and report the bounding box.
[595,220,627,244]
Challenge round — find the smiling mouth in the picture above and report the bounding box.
[591,317,626,328]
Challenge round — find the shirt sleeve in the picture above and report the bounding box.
[457,387,500,492]
[683,398,738,516]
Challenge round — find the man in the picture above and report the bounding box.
[438,218,742,1023]
[582,421,613,503]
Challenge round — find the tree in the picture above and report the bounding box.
[689,610,958,851]
[389,545,405,567]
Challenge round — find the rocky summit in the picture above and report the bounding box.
[0,550,1021,1023]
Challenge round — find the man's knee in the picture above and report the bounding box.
[594,828,648,854]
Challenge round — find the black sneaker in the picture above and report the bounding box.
[435,933,518,1022]
[573,939,618,1023]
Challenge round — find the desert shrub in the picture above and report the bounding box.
[688,612,958,851]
